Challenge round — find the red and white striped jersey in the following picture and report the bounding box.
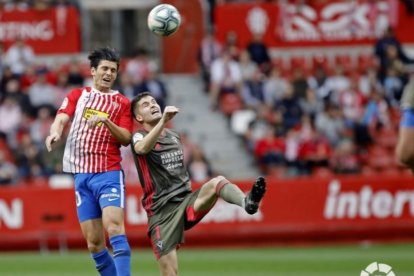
[58,87,132,173]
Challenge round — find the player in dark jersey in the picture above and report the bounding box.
[396,79,414,171]
[130,92,266,276]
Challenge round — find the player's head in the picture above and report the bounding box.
[88,47,120,92]
[131,92,162,124]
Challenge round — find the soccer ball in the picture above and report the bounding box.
[147,4,181,37]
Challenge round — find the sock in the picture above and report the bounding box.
[92,248,117,276]
[110,234,131,276]
[216,181,245,207]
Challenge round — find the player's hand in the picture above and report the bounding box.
[45,133,61,152]
[162,106,179,123]
[87,115,107,128]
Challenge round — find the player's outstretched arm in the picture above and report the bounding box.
[45,113,70,152]
[134,106,179,155]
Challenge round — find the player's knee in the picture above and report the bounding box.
[105,222,124,237]
[159,260,177,276]
[86,237,105,253]
[396,147,414,167]
[207,175,228,195]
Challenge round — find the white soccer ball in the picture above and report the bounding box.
[147,4,181,37]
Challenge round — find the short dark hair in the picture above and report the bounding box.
[88,47,120,70]
[131,92,153,118]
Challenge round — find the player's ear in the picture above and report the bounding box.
[90,67,96,77]
[135,114,143,123]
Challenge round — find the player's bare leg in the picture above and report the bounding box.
[396,79,414,172]
[396,128,414,172]
[102,206,131,276]
[193,175,266,215]
[80,219,106,253]
[158,249,178,276]
[80,219,117,276]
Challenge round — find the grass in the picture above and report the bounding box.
[0,243,413,275]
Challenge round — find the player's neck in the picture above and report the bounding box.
[93,85,111,93]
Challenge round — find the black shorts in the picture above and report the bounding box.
[147,189,216,259]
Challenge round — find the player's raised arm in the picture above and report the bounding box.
[45,113,70,152]
[133,104,179,155]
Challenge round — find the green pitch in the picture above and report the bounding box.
[0,243,413,275]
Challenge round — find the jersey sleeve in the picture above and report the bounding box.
[57,88,83,117]
[118,97,133,132]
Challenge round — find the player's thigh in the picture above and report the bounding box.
[193,175,228,212]
[396,126,414,164]
[80,218,106,251]
[74,174,102,222]
[158,249,178,276]
[102,206,125,236]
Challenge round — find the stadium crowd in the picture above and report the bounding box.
[198,25,414,178]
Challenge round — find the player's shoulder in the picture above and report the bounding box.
[165,128,180,138]
[131,129,147,144]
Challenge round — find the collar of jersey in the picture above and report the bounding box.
[91,87,119,96]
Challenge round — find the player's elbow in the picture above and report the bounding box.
[134,143,150,155]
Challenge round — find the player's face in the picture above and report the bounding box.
[136,96,162,124]
[91,60,118,92]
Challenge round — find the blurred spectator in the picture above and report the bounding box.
[223,31,240,60]
[241,69,265,110]
[374,26,414,81]
[315,104,347,147]
[298,129,331,174]
[14,133,46,181]
[238,50,258,82]
[187,145,214,182]
[115,73,135,100]
[4,37,35,77]
[307,65,330,101]
[0,66,18,98]
[383,66,405,107]
[210,49,242,109]
[254,124,286,174]
[198,30,222,92]
[20,65,38,93]
[325,64,350,104]
[291,67,309,99]
[358,67,383,98]
[67,59,85,87]
[29,106,54,150]
[299,88,324,120]
[125,47,157,87]
[0,149,17,185]
[4,79,34,117]
[284,127,302,176]
[246,33,271,73]
[135,71,168,111]
[275,83,302,130]
[263,67,288,106]
[0,96,22,142]
[244,106,274,151]
[28,70,57,111]
[54,70,72,106]
[338,77,365,124]
[330,139,360,175]
[361,90,391,130]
